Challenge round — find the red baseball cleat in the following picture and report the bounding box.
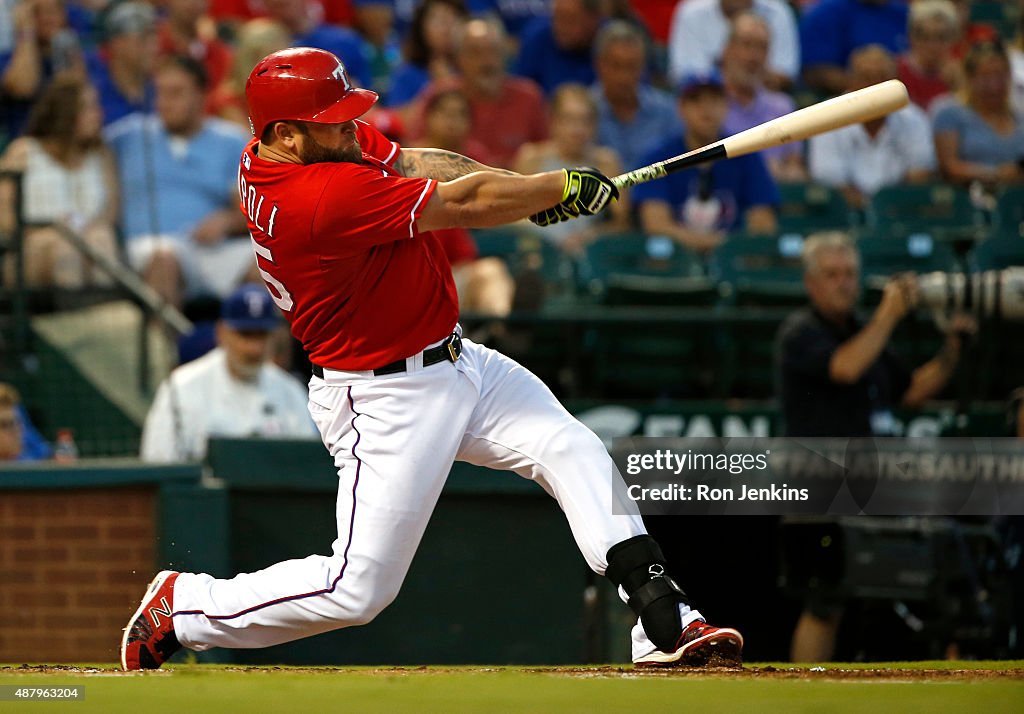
[635,619,744,668]
[120,570,182,671]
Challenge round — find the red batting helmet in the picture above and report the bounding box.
[245,47,379,138]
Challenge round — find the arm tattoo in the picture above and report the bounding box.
[393,148,516,181]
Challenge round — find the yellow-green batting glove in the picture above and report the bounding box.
[561,167,619,216]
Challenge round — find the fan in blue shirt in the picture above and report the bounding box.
[634,72,779,255]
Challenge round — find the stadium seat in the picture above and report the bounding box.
[581,232,711,304]
[973,230,1024,271]
[867,184,982,237]
[857,233,958,279]
[471,227,573,293]
[970,1,1019,38]
[777,183,851,233]
[711,232,806,307]
[995,186,1024,238]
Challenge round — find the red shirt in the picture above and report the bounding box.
[238,120,459,370]
[897,55,950,111]
[415,78,549,169]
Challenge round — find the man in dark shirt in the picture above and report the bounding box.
[777,230,968,438]
[775,230,972,661]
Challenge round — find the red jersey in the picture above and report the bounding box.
[238,120,460,370]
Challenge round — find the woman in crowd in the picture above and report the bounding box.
[386,0,468,115]
[0,72,120,288]
[897,0,960,111]
[933,40,1024,186]
[412,87,495,165]
[514,83,631,255]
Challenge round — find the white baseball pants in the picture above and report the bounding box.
[172,335,648,651]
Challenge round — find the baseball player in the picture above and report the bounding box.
[121,47,743,671]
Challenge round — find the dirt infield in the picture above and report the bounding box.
[5,663,1024,681]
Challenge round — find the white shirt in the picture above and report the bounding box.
[1011,47,1024,122]
[667,0,800,84]
[140,347,318,462]
[808,103,936,197]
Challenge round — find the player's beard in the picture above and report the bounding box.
[299,135,363,165]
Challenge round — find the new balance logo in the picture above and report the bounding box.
[148,597,172,628]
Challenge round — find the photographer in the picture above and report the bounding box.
[774,231,975,661]
[777,231,974,440]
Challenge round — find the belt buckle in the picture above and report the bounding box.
[446,333,462,363]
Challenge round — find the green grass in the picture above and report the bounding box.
[1,664,1022,714]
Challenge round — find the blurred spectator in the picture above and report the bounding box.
[105,55,254,308]
[0,73,120,288]
[0,383,25,461]
[157,0,234,100]
[408,88,513,314]
[386,0,468,110]
[209,18,291,129]
[667,0,799,91]
[473,0,550,40]
[140,284,317,463]
[353,0,402,97]
[809,45,935,210]
[419,18,548,168]
[1,0,86,144]
[721,12,806,182]
[591,20,681,172]
[515,84,631,254]
[776,231,973,661]
[949,0,998,60]
[412,87,495,164]
[799,0,909,96]
[898,0,959,112]
[208,0,265,24]
[933,40,1024,187]
[515,0,603,95]
[86,0,159,125]
[262,0,371,87]
[0,382,51,462]
[630,0,679,45]
[635,72,779,256]
[1011,12,1024,120]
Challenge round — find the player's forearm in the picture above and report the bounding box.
[426,171,564,229]
[395,148,515,181]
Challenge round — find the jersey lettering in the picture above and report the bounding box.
[251,235,294,311]
[239,173,276,237]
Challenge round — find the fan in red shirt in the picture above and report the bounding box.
[120,47,744,674]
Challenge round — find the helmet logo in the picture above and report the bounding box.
[332,62,351,92]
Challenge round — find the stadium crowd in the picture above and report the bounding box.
[1,0,1022,307]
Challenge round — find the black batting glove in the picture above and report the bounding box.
[528,202,579,227]
[561,167,618,216]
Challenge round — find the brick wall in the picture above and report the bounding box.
[0,487,157,662]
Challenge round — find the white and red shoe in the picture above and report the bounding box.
[634,619,744,667]
[120,570,182,671]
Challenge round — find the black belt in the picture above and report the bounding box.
[312,332,462,378]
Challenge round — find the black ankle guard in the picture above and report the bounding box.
[606,535,690,652]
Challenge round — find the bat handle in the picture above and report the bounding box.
[612,163,668,190]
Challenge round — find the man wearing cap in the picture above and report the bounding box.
[635,71,779,255]
[140,283,316,463]
[121,46,745,672]
[86,0,159,125]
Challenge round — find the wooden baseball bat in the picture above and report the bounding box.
[611,79,910,189]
